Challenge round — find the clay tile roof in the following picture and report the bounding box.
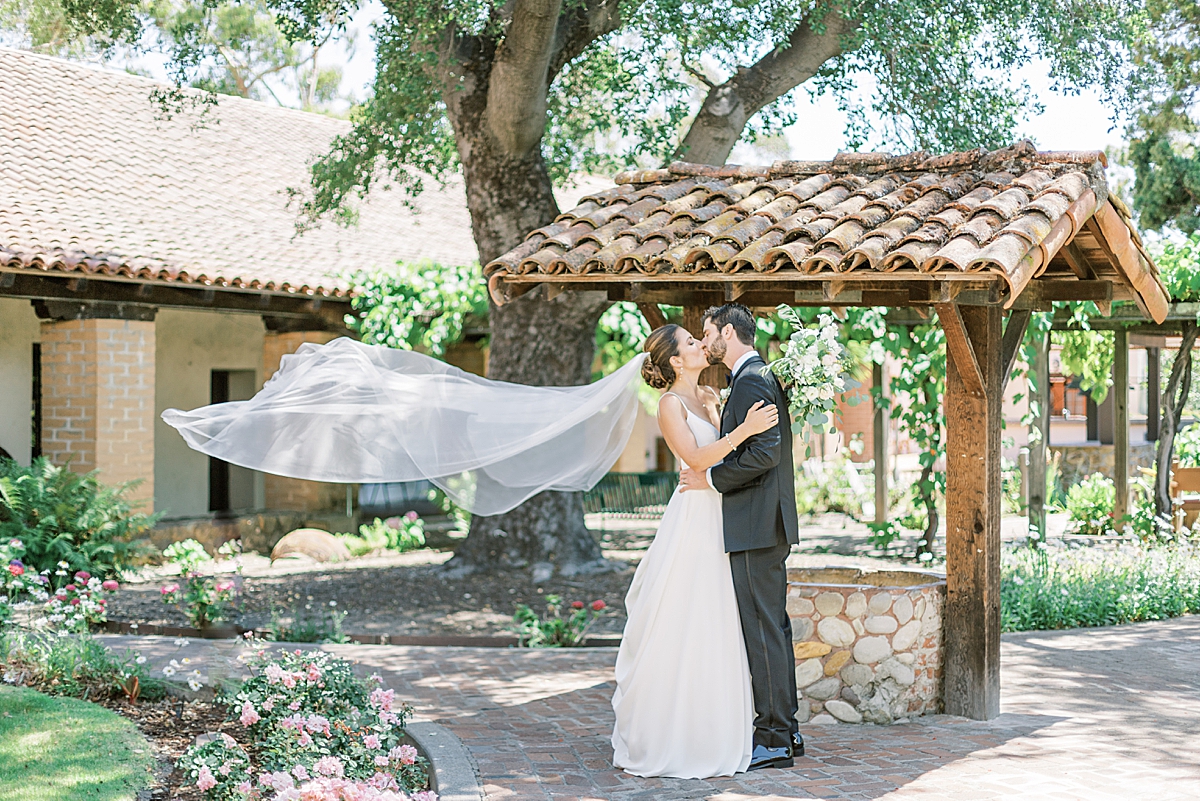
[0,48,479,298]
[487,141,1169,323]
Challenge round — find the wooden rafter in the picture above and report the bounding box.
[936,302,986,397]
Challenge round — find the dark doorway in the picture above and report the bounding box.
[208,370,257,515]
[31,343,41,459]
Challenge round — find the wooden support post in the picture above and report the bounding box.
[1147,347,1161,442]
[1114,327,1129,521]
[873,360,888,525]
[637,303,667,332]
[682,305,727,389]
[1028,330,1050,540]
[942,303,1002,720]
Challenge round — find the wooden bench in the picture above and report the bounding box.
[1171,462,1200,530]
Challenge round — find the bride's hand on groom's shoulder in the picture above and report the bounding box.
[678,465,710,492]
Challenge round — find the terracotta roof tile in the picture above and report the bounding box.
[0,48,480,297]
[486,143,1169,320]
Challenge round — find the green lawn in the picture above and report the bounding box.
[0,685,154,801]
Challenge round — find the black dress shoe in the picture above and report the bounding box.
[748,744,793,771]
[792,731,805,757]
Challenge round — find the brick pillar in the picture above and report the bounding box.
[40,319,156,507]
[262,330,344,512]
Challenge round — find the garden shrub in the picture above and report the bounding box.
[1174,423,1200,467]
[1065,473,1116,536]
[793,455,873,519]
[512,594,609,647]
[338,515,426,558]
[267,602,349,644]
[160,538,239,627]
[1001,542,1200,631]
[0,457,158,577]
[0,629,165,702]
[179,647,434,800]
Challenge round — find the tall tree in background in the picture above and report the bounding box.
[0,0,352,111]
[54,0,1140,577]
[1128,1,1200,232]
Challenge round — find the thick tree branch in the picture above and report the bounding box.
[676,10,858,165]
[547,0,625,79]
[487,0,564,157]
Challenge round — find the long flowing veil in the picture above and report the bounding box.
[162,338,648,516]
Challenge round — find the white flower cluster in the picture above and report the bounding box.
[768,307,858,434]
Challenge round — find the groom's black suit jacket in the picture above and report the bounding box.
[711,354,800,553]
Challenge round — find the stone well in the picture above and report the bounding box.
[788,566,945,725]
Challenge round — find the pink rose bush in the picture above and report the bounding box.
[179,648,434,801]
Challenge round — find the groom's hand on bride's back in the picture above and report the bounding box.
[678,465,710,492]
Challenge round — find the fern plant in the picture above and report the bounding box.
[0,458,158,579]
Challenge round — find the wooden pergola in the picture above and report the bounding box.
[486,143,1169,720]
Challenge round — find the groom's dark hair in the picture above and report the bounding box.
[703,303,756,345]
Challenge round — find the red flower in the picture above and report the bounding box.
[7,564,23,577]
[571,601,585,610]
[69,598,80,605]
[102,580,119,591]
[591,600,607,612]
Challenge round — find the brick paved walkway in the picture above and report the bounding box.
[104,614,1200,800]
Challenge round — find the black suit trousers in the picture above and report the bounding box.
[730,534,798,750]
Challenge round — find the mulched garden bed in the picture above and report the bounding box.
[108,546,644,639]
[92,695,238,800]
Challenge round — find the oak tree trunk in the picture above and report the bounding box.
[440,62,611,578]
[1155,321,1198,518]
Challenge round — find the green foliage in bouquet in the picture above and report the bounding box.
[767,306,862,438]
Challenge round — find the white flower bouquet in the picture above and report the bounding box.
[768,306,861,434]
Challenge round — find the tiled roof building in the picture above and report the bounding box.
[0,48,479,533]
[487,143,1167,323]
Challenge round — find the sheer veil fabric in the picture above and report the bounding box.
[161,337,647,516]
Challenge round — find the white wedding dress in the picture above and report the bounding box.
[611,399,753,778]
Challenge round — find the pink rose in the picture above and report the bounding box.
[64,584,76,592]
[313,756,344,778]
[239,701,260,727]
[236,780,252,795]
[216,580,235,593]
[374,755,390,767]
[69,598,80,606]
[161,583,179,595]
[196,766,217,791]
[7,564,23,577]
[74,571,90,581]
[102,580,119,591]
[363,734,381,750]
[390,744,418,765]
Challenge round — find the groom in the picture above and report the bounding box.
[680,302,801,770]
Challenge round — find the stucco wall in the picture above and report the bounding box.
[154,309,265,518]
[0,298,39,465]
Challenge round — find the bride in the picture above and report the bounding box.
[160,325,778,780]
[612,324,778,779]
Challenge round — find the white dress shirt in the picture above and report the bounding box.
[706,350,759,487]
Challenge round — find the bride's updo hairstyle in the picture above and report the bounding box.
[642,324,681,390]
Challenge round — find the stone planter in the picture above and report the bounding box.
[788,566,945,725]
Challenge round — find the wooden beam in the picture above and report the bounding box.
[1114,327,1129,521]
[1028,329,1050,539]
[636,302,667,331]
[936,303,986,398]
[999,309,1033,394]
[725,282,750,301]
[873,360,888,525]
[943,303,1003,720]
[0,270,352,326]
[1061,241,1097,280]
